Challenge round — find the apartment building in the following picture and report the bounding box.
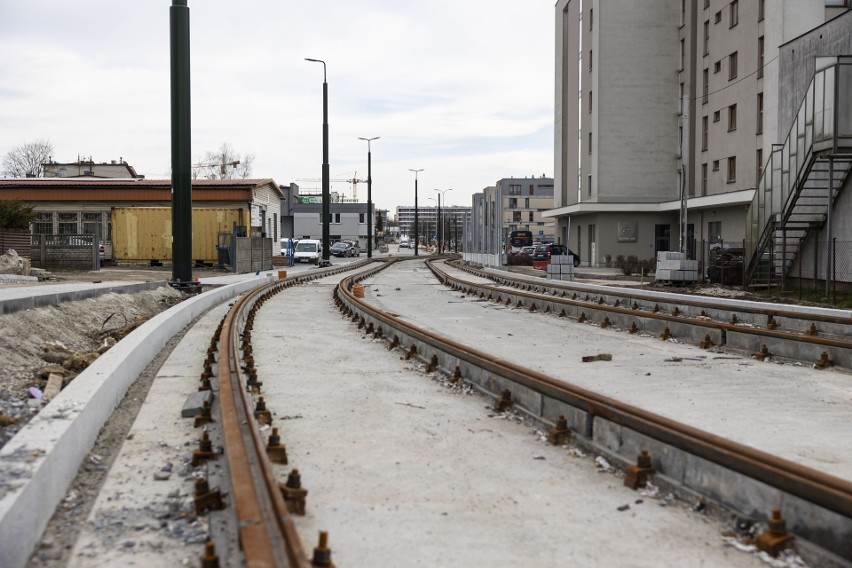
[466,176,556,264]
[395,205,471,245]
[547,0,847,266]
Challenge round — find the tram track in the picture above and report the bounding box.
[438,259,852,370]
[328,256,852,564]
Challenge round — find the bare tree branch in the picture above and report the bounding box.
[2,139,55,177]
[194,142,253,179]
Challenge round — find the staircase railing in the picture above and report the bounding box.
[744,56,852,286]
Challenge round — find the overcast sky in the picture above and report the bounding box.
[0,1,554,214]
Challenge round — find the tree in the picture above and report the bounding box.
[194,143,255,179]
[2,139,55,178]
[0,199,36,230]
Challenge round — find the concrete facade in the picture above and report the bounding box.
[395,205,471,245]
[548,0,848,266]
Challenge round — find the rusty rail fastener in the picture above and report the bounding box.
[578,312,587,323]
[755,509,795,557]
[494,389,513,412]
[194,476,225,514]
[200,541,220,568]
[254,396,272,425]
[194,400,214,428]
[814,351,834,370]
[600,316,611,329]
[281,469,308,515]
[427,355,439,373]
[405,344,417,360]
[191,430,216,466]
[754,344,771,361]
[700,334,715,349]
[547,415,570,445]
[659,327,672,341]
[624,450,654,489]
[266,427,288,464]
[311,531,335,567]
[628,322,639,335]
[451,365,463,384]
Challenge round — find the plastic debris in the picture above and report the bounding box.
[28,387,43,399]
[595,456,614,472]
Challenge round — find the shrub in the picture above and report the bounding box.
[0,199,35,230]
[616,255,640,276]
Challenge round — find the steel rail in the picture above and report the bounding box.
[454,261,852,325]
[431,261,852,362]
[334,261,852,524]
[219,290,307,567]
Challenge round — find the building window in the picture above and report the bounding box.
[703,68,709,104]
[757,92,763,134]
[703,21,709,55]
[757,36,764,79]
[713,160,720,171]
[528,211,534,222]
[82,212,101,235]
[713,110,721,122]
[588,174,592,196]
[58,212,78,235]
[589,49,593,71]
[588,132,592,154]
[509,184,521,195]
[715,10,722,23]
[589,90,592,113]
[508,198,517,208]
[729,0,738,27]
[704,0,710,8]
[714,60,721,74]
[728,104,737,131]
[528,185,534,195]
[756,148,764,186]
[513,211,521,222]
[727,156,737,183]
[702,116,709,151]
[359,213,365,223]
[702,163,708,194]
[759,0,765,21]
[34,212,52,234]
[524,198,530,208]
[729,51,737,80]
[589,7,593,30]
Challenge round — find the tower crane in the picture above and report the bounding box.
[295,173,365,200]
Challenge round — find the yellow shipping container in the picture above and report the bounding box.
[112,207,242,262]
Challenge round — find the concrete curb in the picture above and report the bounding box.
[0,273,276,568]
[0,280,170,315]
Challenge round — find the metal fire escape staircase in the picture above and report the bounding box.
[745,57,852,287]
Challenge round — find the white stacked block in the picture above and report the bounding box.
[551,254,574,265]
[657,251,685,261]
[657,258,698,271]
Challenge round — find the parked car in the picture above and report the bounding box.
[532,243,580,266]
[399,238,411,248]
[344,240,360,256]
[294,239,322,264]
[520,246,536,256]
[330,241,353,257]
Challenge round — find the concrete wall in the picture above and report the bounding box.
[554,0,579,209]
[596,0,680,203]
[778,10,852,138]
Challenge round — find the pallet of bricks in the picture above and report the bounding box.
[546,254,575,281]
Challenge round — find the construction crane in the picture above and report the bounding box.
[296,173,365,200]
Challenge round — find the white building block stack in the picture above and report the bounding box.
[547,255,575,281]
[655,251,698,283]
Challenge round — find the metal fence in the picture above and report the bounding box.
[700,238,852,299]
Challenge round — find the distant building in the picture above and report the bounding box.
[394,204,471,246]
[279,184,377,249]
[43,157,143,179]
[466,176,556,264]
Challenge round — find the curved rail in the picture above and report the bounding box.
[333,257,852,560]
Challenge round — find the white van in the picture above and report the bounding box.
[293,239,322,264]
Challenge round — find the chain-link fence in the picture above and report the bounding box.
[698,238,852,303]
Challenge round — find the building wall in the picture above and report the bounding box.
[778,10,852,137]
[555,0,579,209]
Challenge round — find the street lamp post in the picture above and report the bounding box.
[409,169,423,256]
[358,136,380,258]
[434,189,452,253]
[306,57,331,265]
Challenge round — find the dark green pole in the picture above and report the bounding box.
[306,58,330,264]
[359,137,379,258]
[170,0,192,283]
[410,169,423,256]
